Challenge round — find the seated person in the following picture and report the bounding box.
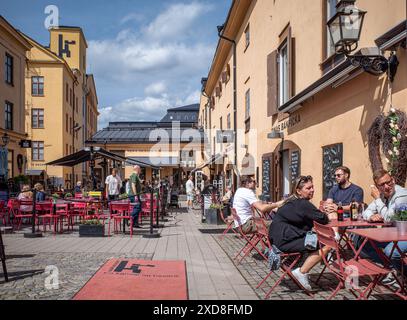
[74,181,82,194]
[325,166,364,215]
[269,175,334,290]
[360,169,407,281]
[233,175,283,234]
[17,184,33,212]
[34,183,46,202]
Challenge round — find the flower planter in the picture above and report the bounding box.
[79,224,105,237]
[205,208,223,225]
[394,220,407,235]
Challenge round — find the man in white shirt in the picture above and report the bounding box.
[105,168,122,201]
[186,175,194,209]
[233,175,283,234]
[361,169,407,282]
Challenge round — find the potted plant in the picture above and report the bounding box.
[64,192,73,199]
[392,204,407,234]
[205,203,224,225]
[51,193,60,204]
[79,219,105,237]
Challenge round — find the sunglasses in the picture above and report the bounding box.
[295,175,312,189]
[334,173,344,177]
[376,179,394,188]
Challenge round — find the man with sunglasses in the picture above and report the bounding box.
[233,175,283,234]
[361,169,407,284]
[325,166,364,215]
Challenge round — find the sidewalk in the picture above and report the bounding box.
[0,205,258,300]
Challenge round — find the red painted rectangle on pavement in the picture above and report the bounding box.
[73,259,188,300]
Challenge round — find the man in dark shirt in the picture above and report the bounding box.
[325,166,363,214]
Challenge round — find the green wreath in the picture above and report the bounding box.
[367,108,407,186]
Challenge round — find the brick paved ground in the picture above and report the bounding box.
[0,203,402,300]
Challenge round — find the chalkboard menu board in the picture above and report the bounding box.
[322,143,343,199]
[290,150,300,185]
[262,158,271,200]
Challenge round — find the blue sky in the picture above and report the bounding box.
[2,0,231,128]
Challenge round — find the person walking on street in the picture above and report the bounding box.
[129,165,142,228]
[105,168,122,201]
[186,175,194,210]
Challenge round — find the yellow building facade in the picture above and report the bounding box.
[199,0,407,205]
[0,16,32,180]
[22,26,98,189]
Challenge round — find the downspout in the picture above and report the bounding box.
[217,24,238,191]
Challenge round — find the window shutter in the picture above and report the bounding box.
[215,87,220,97]
[287,26,294,98]
[267,50,278,116]
[221,71,227,83]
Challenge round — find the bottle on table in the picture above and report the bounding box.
[350,198,359,221]
[337,201,344,221]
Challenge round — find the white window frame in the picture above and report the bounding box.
[278,41,289,106]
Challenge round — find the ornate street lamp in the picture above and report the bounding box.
[1,133,10,147]
[327,0,399,81]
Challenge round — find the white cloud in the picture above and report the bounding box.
[120,13,144,25]
[144,2,213,41]
[89,2,216,129]
[144,81,167,96]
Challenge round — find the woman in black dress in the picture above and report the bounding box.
[269,175,334,290]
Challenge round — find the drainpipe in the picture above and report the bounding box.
[217,24,237,191]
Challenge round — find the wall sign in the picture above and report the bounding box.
[322,143,343,200]
[290,150,300,185]
[19,140,32,148]
[272,113,301,132]
[262,157,271,201]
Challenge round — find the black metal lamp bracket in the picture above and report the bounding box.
[347,52,399,82]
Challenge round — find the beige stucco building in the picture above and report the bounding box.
[21,26,98,188]
[199,0,407,205]
[0,16,32,180]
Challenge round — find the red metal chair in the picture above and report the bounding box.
[141,196,158,224]
[69,202,87,226]
[0,200,7,226]
[231,208,269,265]
[108,201,133,237]
[36,201,54,232]
[54,203,70,233]
[218,206,238,240]
[314,221,391,300]
[74,193,83,199]
[14,199,34,230]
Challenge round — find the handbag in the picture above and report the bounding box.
[304,231,318,251]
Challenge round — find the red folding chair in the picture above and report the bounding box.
[36,201,54,232]
[218,207,238,240]
[108,201,133,237]
[314,221,391,300]
[0,200,7,226]
[231,208,269,265]
[69,202,87,226]
[14,199,34,230]
[54,203,70,233]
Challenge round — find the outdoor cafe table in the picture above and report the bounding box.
[346,227,407,299]
[327,218,390,254]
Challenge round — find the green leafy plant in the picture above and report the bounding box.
[392,204,407,222]
[119,193,128,199]
[64,193,73,199]
[209,203,224,210]
[81,219,102,225]
[51,193,60,199]
[13,175,29,185]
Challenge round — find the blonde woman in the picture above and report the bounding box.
[34,183,46,202]
[17,184,33,212]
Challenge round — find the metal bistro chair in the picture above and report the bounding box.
[36,200,54,232]
[314,221,391,300]
[14,199,34,230]
[109,201,133,237]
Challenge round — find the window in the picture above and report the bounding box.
[245,24,250,49]
[5,101,13,130]
[70,117,72,134]
[66,83,69,102]
[32,141,44,161]
[70,89,72,106]
[7,150,13,178]
[220,117,223,130]
[245,89,250,132]
[32,109,44,128]
[32,77,44,96]
[5,53,13,85]
[326,0,339,57]
[66,144,68,156]
[278,41,289,106]
[66,114,68,132]
[227,113,231,129]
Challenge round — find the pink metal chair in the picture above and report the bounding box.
[14,199,34,230]
[36,201,54,232]
[108,201,133,237]
[0,200,7,226]
[314,221,391,300]
[54,203,70,233]
[218,206,238,240]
